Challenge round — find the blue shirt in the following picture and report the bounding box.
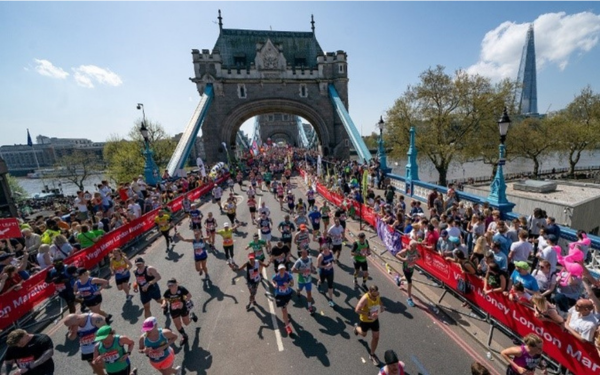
[308,211,322,226]
[272,272,293,296]
[493,233,512,256]
[493,251,508,271]
[510,270,540,292]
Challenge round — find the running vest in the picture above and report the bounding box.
[307,190,314,200]
[134,266,155,288]
[205,218,216,231]
[320,251,334,274]
[78,314,99,354]
[287,194,295,204]
[279,221,293,240]
[353,240,370,262]
[359,293,381,323]
[296,231,310,247]
[193,239,207,260]
[246,260,261,283]
[144,329,171,363]
[511,345,542,372]
[259,219,271,234]
[76,278,99,300]
[110,258,129,279]
[98,334,129,373]
[402,249,419,271]
[190,209,202,223]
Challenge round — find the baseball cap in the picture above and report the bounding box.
[440,230,449,237]
[248,252,256,259]
[384,350,399,365]
[514,261,530,271]
[94,325,112,341]
[277,264,286,270]
[135,257,145,264]
[300,224,307,230]
[224,222,230,227]
[142,317,158,332]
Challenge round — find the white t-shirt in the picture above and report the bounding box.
[328,225,344,245]
[74,197,88,213]
[137,179,147,191]
[539,246,559,274]
[510,240,533,262]
[567,308,599,342]
[447,226,461,239]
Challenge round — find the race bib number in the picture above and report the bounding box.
[136,276,147,286]
[250,269,260,281]
[302,269,311,276]
[254,249,263,258]
[115,267,127,275]
[80,333,96,346]
[278,285,289,293]
[149,349,164,360]
[16,356,34,369]
[171,301,184,310]
[361,249,369,256]
[103,350,120,363]
[80,290,92,297]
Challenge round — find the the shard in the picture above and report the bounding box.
[515,24,538,116]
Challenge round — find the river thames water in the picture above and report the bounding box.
[15,151,599,197]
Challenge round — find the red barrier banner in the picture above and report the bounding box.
[304,169,600,375]
[0,218,22,239]
[0,175,227,331]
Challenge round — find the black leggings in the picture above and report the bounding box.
[161,230,171,247]
[224,245,234,259]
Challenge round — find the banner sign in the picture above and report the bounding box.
[0,175,226,331]
[0,218,22,239]
[304,168,600,375]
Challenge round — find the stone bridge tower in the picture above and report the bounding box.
[190,12,350,163]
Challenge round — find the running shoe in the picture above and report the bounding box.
[309,306,315,315]
[353,323,359,336]
[407,298,415,307]
[106,314,113,324]
[131,368,138,375]
[246,303,252,311]
[252,300,257,306]
[328,300,335,307]
[179,336,188,346]
[175,366,182,375]
[369,354,380,366]
[126,294,134,301]
[191,312,198,323]
[285,324,293,335]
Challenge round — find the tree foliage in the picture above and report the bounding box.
[104,120,176,184]
[509,117,557,178]
[56,150,103,191]
[362,132,380,149]
[7,174,28,202]
[553,86,600,177]
[386,65,513,186]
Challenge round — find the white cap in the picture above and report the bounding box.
[224,222,230,227]
[277,264,286,270]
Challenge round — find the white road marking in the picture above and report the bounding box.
[263,267,284,352]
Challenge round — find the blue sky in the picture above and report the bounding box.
[1,2,599,146]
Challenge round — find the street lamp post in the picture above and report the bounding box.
[377,116,391,174]
[487,107,515,216]
[137,103,160,186]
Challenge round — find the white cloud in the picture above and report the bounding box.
[72,65,123,88]
[33,59,69,79]
[467,11,600,81]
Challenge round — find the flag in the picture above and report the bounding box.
[27,129,33,147]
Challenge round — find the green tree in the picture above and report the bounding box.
[555,86,600,177]
[104,120,176,183]
[362,132,379,149]
[386,65,512,186]
[7,174,28,202]
[509,117,557,178]
[56,150,103,191]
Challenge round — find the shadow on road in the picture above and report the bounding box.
[380,296,413,319]
[289,319,330,367]
[201,283,238,313]
[181,327,212,375]
[54,334,80,357]
[120,299,144,324]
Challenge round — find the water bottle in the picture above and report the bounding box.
[394,275,402,287]
[385,263,392,274]
[486,352,493,361]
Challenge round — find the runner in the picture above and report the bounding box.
[378,350,406,375]
[245,233,268,270]
[177,230,210,279]
[93,326,138,375]
[354,285,385,367]
[351,233,371,289]
[306,185,316,210]
[45,260,80,313]
[270,240,291,272]
[256,171,263,191]
[235,252,268,310]
[216,222,240,265]
[5,329,55,375]
[320,201,331,229]
[500,333,544,375]
[335,206,348,245]
[276,180,285,209]
[263,169,272,192]
[247,195,258,222]
[277,215,296,251]
[161,278,198,346]
[292,247,317,315]
[212,184,223,213]
[181,195,191,218]
[395,239,421,307]
[223,195,239,228]
[188,203,203,231]
[154,209,173,253]
[246,184,256,200]
[132,258,163,318]
[317,244,336,307]
[294,224,311,258]
[204,212,217,249]
[258,201,271,218]
[257,212,274,254]
[226,176,235,193]
[286,190,296,214]
[294,210,309,231]
[109,248,133,301]
[308,205,322,241]
[272,264,295,335]
[64,313,107,375]
[236,170,244,190]
[328,218,345,263]
[138,317,182,375]
[74,268,113,323]
[295,198,307,216]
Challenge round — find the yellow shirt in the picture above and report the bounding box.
[155,214,171,231]
[217,228,234,246]
[110,258,129,275]
[359,293,381,323]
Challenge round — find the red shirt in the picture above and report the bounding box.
[118,188,129,202]
[425,231,439,247]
